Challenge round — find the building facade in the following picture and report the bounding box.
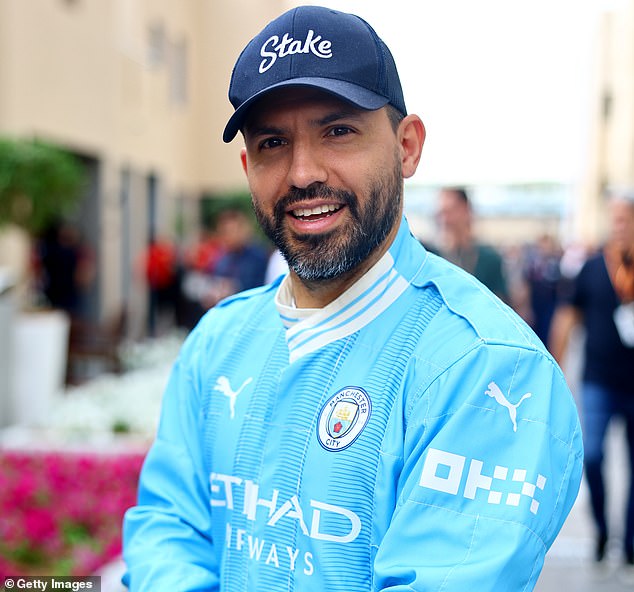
[1,0,633,336]
[575,0,634,244]
[0,0,284,336]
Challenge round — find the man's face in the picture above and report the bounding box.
[216,211,252,252]
[241,88,403,283]
[436,190,470,236]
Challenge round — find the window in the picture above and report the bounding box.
[148,22,167,67]
[169,37,188,106]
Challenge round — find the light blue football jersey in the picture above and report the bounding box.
[123,218,583,591]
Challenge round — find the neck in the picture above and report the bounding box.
[608,240,634,260]
[453,231,474,252]
[441,228,470,253]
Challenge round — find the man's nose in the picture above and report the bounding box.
[286,141,328,189]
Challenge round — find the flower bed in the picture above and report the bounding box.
[0,333,184,580]
[0,449,145,578]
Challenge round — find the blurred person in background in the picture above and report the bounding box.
[209,207,269,303]
[502,243,532,325]
[550,190,634,568]
[435,186,510,302]
[177,225,224,330]
[179,209,269,326]
[140,235,178,336]
[36,219,95,317]
[522,234,563,347]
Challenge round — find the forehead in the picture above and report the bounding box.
[610,198,634,218]
[440,190,467,208]
[243,87,378,130]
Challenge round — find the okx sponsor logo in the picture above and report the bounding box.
[419,448,547,515]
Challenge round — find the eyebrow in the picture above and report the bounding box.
[244,109,367,138]
[244,124,285,138]
[313,110,365,126]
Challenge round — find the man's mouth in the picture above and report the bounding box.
[290,203,344,221]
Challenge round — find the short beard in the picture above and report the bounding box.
[253,155,403,283]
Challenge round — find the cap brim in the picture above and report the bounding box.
[222,77,389,143]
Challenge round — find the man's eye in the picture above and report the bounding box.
[259,137,286,150]
[327,126,353,137]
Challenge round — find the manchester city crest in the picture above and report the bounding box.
[317,387,371,452]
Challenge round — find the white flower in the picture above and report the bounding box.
[48,332,185,440]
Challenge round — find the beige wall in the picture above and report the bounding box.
[0,0,283,190]
[576,0,634,245]
[602,2,634,187]
[0,0,116,151]
[0,0,285,331]
[200,0,288,191]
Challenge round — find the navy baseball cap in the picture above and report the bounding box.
[223,5,407,142]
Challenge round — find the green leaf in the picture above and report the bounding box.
[0,137,86,234]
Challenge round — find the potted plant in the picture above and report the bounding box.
[0,136,86,427]
[0,137,85,235]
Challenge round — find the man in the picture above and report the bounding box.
[550,191,634,568]
[123,6,582,591]
[522,234,563,347]
[436,187,510,302]
[206,208,269,306]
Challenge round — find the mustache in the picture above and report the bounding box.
[273,185,358,221]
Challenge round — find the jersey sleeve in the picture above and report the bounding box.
[373,342,583,591]
[122,326,220,591]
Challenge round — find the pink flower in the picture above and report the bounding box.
[24,508,58,544]
[0,449,147,575]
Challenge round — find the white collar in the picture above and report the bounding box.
[275,247,409,362]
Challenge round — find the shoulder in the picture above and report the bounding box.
[574,251,605,287]
[476,242,501,256]
[400,253,570,435]
[195,280,281,336]
[476,243,504,264]
[413,252,541,354]
[580,251,604,272]
[405,254,576,439]
[172,280,282,391]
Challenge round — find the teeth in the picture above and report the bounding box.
[294,204,340,218]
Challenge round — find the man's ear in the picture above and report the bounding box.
[398,115,426,179]
[240,147,248,175]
